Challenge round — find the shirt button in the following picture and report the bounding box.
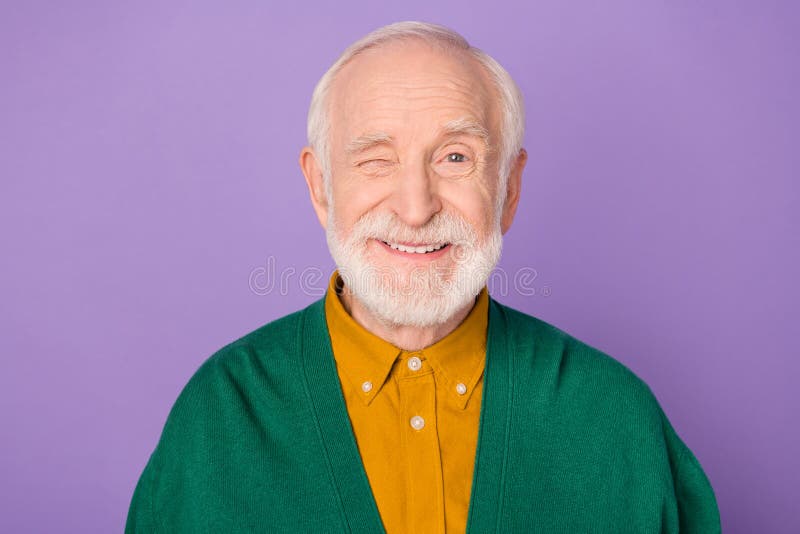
[361,381,373,393]
[409,415,425,430]
[407,356,422,371]
[456,383,467,395]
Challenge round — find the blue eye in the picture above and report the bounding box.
[446,153,467,163]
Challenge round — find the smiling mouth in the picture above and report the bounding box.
[380,241,449,254]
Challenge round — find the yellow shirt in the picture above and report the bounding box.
[324,273,488,534]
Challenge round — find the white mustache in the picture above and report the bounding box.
[347,211,477,247]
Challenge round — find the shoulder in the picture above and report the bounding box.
[488,300,721,532]
[185,299,321,388]
[157,299,325,442]
[494,299,650,387]
[491,299,663,425]
[127,298,336,530]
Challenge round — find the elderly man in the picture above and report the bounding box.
[126,22,720,533]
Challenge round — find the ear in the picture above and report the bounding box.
[500,148,527,234]
[299,147,329,229]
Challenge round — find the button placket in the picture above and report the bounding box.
[397,370,444,533]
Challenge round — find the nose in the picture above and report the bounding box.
[387,160,442,228]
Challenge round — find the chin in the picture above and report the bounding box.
[353,273,479,327]
[332,235,503,328]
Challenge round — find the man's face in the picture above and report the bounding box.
[306,40,519,326]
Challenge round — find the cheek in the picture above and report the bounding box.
[332,175,392,218]
[437,181,496,234]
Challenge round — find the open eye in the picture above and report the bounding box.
[445,152,467,163]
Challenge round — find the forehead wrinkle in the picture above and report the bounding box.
[344,95,490,133]
[340,100,488,140]
[353,80,487,109]
[340,66,490,111]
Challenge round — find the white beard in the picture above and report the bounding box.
[326,209,502,327]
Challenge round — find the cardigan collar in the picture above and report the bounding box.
[300,292,513,534]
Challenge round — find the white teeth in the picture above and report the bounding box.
[386,242,447,254]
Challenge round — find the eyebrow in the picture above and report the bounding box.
[345,132,394,155]
[440,117,490,143]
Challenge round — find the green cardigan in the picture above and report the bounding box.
[126,296,720,533]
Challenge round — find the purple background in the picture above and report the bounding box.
[1,1,797,532]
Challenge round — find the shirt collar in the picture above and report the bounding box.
[324,271,488,409]
[324,272,402,406]
[419,286,488,409]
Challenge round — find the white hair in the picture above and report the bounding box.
[306,21,525,213]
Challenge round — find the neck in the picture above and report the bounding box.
[338,289,474,351]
